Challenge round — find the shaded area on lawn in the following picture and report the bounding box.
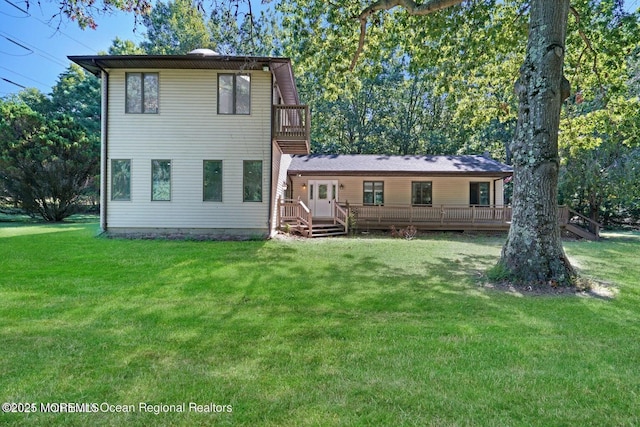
[1,224,639,426]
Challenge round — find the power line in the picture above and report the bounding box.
[28,12,100,53]
[0,65,49,87]
[0,31,69,68]
[2,0,28,16]
[1,77,26,89]
[1,34,33,53]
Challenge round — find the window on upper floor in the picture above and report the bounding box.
[203,160,223,202]
[218,74,251,115]
[126,73,159,114]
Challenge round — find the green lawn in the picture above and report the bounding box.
[1,223,639,426]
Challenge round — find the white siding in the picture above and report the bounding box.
[105,69,273,233]
[291,175,506,206]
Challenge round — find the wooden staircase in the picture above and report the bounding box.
[309,221,347,238]
[560,207,601,241]
[565,223,598,241]
[278,198,349,238]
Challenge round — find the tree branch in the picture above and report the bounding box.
[569,6,604,94]
[351,0,464,71]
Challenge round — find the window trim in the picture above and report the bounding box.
[217,73,251,115]
[111,159,131,201]
[203,160,223,202]
[243,160,263,202]
[363,181,384,206]
[411,181,433,206]
[151,159,172,202]
[125,72,159,114]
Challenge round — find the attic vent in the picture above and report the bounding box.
[188,48,219,56]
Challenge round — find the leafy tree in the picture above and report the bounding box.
[108,0,281,56]
[12,88,54,116]
[108,37,147,55]
[50,64,101,135]
[52,0,151,29]
[0,101,99,221]
[209,3,281,55]
[559,97,640,226]
[306,57,458,156]
[140,0,214,54]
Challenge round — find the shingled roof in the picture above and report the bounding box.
[288,155,513,177]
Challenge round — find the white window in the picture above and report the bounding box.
[218,74,251,115]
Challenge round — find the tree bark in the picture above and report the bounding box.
[500,0,576,285]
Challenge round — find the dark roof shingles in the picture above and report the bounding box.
[288,154,513,174]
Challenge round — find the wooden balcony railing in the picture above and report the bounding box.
[272,105,310,154]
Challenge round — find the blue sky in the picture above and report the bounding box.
[0,0,143,97]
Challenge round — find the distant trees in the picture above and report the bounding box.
[120,0,279,56]
[0,66,100,221]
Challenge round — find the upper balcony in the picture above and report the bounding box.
[272,105,310,154]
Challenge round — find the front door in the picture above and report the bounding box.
[309,180,337,217]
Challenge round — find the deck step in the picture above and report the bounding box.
[312,230,347,238]
[311,223,347,238]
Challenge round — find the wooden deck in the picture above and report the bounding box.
[277,199,601,240]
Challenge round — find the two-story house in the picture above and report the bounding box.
[70,50,310,238]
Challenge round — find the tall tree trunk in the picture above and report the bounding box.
[500,0,576,285]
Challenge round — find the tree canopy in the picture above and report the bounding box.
[0,65,100,220]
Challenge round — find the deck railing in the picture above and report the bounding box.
[346,204,513,226]
[333,201,349,235]
[272,105,310,154]
[278,197,312,236]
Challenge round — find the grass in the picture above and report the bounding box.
[1,222,639,426]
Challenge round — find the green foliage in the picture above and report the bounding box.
[306,57,460,155]
[50,64,101,135]
[277,1,529,159]
[559,97,640,225]
[140,0,213,54]
[0,101,99,221]
[51,0,151,29]
[134,0,280,56]
[209,3,282,55]
[107,37,147,55]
